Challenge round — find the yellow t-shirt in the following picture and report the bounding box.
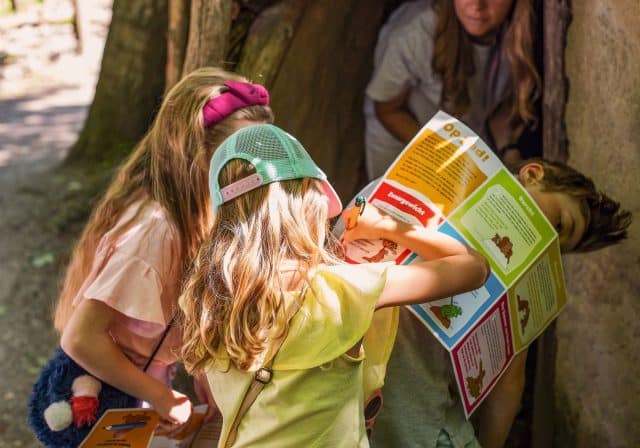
[206,262,393,448]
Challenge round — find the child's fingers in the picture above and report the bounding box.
[156,418,180,435]
[342,209,368,242]
[171,399,193,424]
[341,206,359,231]
[156,417,190,438]
[343,203,394,242]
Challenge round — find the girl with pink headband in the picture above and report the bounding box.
[32,67,272,444]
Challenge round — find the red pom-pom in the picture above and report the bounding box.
[70,396,100,427]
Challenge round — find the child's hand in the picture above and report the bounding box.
[342,203,397,243]
[154,388,193,425]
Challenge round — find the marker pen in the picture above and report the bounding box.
[346,195,367,230]
[104,421,147,431]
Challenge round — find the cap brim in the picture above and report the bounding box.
[320,180,343,218]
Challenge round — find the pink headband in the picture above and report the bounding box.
[202,81,270,128]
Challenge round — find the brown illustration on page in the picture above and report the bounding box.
[465,358,486,399]
[491,233,513,263]
[363,239,398,263]
[517,294,531,332]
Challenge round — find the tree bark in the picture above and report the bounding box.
[260,0,391,199]
[235,0,307,86]
[66,0,399,196]
[66,0,169,166]
[532,1,573,447]
[226,0,282,68]
[542,0,572,163]
[166,0,191,92]
[181,0,233,75]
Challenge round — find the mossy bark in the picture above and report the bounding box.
[239,0,393,199]
[166,0,191,92]
[66,0,399,199]
[181,0,233,75]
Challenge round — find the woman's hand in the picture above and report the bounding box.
[342,203,398,243]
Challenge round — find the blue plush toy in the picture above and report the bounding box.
[28,348,137,447]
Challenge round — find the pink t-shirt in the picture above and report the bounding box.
[72,201,183,384]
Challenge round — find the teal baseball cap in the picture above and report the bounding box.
[209,124,343,217]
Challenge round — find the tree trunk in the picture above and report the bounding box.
[252,0,391,199]
[65,0,398,198]
[226,0,282,69]
[235,0,307,86]
[166,0,191,92]
[66,0,169,167]
[181,0,233,75]
[531,1,573,446]
[542,0,571,163]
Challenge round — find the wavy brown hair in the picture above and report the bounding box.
[54,67,273,332]
[180,160,342,373]
[432,0,541,130]
[515,158,632,252]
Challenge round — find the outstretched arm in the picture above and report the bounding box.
[61,299,192,425]
[342,204,490,308]
[476,348,528,448]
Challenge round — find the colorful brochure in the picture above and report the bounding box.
[344,111,566,417]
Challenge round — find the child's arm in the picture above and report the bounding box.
[60,299,192,425]
[342,204,490,309]
[193,373,218,422]
[475,348,528,448]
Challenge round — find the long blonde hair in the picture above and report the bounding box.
[54,67,273,332]
[432,0,541,129]
[180,160,342,373]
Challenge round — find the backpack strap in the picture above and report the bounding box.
[224,356,277,447]
[224,291,305,448]
[142,312,178,372]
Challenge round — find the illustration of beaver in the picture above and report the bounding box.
[491,233,513,264]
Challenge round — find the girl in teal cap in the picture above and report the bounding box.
[179,124,490,447]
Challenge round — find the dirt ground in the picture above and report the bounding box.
[0,1,111,445]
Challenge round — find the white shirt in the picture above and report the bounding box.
[364,0,493,180]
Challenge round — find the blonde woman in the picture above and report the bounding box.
[365,0,541,177]
[50,68,272,435]
[179,124,489,447]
